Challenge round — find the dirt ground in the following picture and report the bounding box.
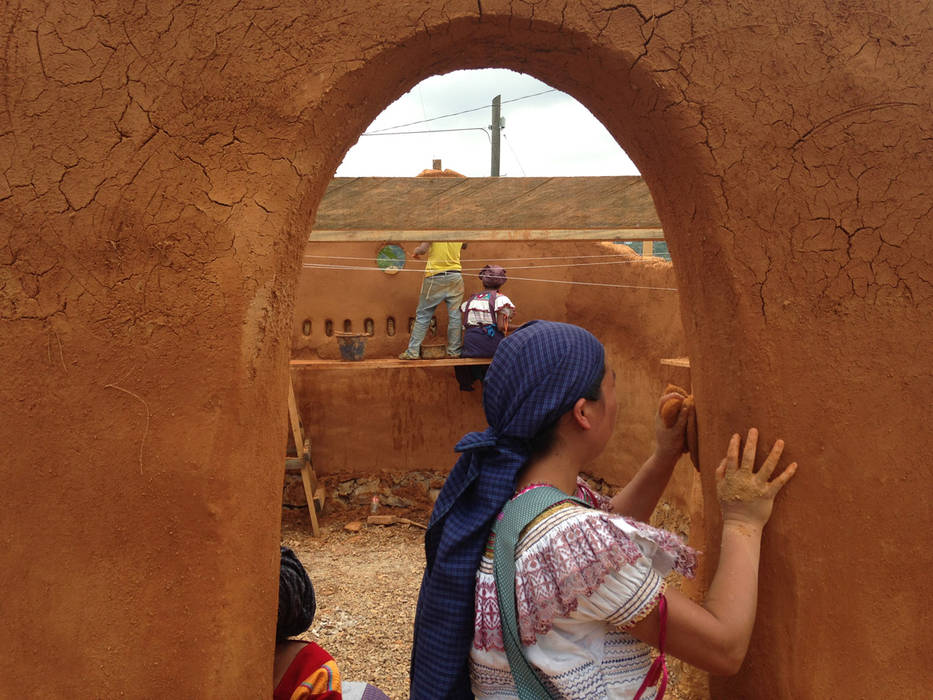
[281,505,426,699]
[280,494,705,700]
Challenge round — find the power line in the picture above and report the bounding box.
[365,89,558,134]
[502,133,527,176]
[360,127,491,142]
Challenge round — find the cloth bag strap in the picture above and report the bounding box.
[486,291,500,337]
[632,594,668,700]
[492,486,591,700]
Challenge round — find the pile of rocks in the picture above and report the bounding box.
[283,470,446,514]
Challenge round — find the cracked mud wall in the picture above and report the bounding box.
[1,1,930,696]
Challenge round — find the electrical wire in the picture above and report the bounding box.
[501,133,527,176]
[360,127,491,142]
[365,89,558,134]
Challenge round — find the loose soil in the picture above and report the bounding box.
[281,497,705,700]
[281,506,426,699]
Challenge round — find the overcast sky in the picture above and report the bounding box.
[335,69,639,178]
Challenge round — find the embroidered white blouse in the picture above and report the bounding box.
[461,291,515,327]
[469,481,697,699]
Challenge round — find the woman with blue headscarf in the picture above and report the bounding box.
[410,321,798,699]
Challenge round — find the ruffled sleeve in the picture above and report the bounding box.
[511,504,697,646]
[572,561,665,630]
[494,294,515,313]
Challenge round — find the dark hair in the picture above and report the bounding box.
[277,546,316,640]
[527,364,606,457]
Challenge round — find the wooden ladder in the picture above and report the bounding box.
[286,375,325,536]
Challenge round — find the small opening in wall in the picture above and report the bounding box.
[364,318,374,335]
[386,317,396,336]
[344,319,352,333]
[325,320,333,337]
[408,317,415,333]
[301,319,312,336]
[429,316,437,336]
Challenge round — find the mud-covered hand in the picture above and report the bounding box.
[716,428,798,529]
[654,391,689,463]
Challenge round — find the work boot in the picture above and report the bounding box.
[398,351,419,360]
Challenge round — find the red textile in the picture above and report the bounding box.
[274,642,341,700]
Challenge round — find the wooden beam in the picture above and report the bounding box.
[286,378,321,536]
[660,357,690,368]
[310,177,663,241]
[286,378,304,458]
[308,227,665,242]
[290,357,491,370]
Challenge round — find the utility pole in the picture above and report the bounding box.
[490,95,501,176]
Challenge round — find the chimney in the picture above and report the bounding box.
[432,159,442,170]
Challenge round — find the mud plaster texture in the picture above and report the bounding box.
[292,242,687,483]
[290,238,706,618]
[1,2,931,697]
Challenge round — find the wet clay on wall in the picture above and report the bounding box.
[2,2,931,697]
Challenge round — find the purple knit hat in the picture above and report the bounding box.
[479,264,507,288]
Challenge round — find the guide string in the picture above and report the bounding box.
[301,263,678,292]
[303,252,654,262]
[306,260,654,272]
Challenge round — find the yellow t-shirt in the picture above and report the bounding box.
[424,242,463,276]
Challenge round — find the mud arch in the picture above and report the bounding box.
[1,2,930,697]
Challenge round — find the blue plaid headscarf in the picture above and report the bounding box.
[410,321,605,699]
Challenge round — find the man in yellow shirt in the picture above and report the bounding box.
[399,241,466,359]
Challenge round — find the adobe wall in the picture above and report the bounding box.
[291,241,689,486]
[1,2,930,697]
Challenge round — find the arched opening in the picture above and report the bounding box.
[7,4,922,699]
[285,50,707,694]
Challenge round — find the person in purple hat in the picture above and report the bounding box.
[455,264,515,391]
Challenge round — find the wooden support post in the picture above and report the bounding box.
[287,376,321,536]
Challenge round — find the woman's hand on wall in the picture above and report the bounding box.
[653,391,689,465]
[717,429,797,530]
[630,430,798,675]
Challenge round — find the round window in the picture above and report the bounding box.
[376,244,406,275]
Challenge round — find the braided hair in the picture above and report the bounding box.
[277,546,316,640]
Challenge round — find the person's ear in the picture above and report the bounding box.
[572,397,592,430]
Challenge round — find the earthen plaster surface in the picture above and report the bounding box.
[2,1,931,696]
[292,241,687,484]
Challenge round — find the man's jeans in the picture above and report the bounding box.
[405,271,464,356]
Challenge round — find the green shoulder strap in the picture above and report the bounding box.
[492,486,592,700]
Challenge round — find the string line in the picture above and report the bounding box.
[303,253,652,262]
[300,263,677,292]
[303,259,655,272]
